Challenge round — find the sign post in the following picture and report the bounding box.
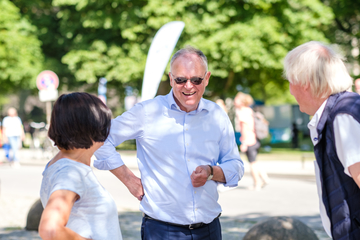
[36,70,59,125]
[98,77,107,104]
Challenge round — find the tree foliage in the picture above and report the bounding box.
[10,0,334,105]
[0,0,43,94]
[322,0,360,80]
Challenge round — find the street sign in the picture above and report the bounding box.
[39,89,59,102]
[36,70,59,91]
[37,70,59,102]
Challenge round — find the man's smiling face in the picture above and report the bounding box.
[169,54,210,112]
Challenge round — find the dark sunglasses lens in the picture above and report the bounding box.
[190,77,203,85]
[174,77,188,84]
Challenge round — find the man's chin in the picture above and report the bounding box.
[180,101,197,110]
[183,100,197,106]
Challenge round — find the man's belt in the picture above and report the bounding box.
[143,213,221,230]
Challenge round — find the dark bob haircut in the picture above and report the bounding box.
[48,92,112,150]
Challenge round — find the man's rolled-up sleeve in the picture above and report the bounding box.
[93,139,125,170]
[220,159,244,187]
[93,103,144,170]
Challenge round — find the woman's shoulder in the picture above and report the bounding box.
[45,158,91,177]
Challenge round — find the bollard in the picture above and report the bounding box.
[243,216,319,240]
[25,199,44,231]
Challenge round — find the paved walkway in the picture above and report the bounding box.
[0,148,330,239]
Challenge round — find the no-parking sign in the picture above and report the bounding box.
[36,70,59,90]
[37,70,59,102]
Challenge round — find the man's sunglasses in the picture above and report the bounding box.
[170,72,207,85]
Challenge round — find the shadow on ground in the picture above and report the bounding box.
[0,211,143,240]
[0,211,331,240]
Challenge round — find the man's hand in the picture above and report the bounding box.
[191,165,211,187]
[126,175,144,201]
[110,165,144,201]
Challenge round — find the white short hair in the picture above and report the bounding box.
[283,41,353,98]
[170,46,208,72]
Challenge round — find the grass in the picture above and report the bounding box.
[4,227,22,231]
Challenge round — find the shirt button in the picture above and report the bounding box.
[194,191,197,194]
[187,159,190,162]
[186,143,189,146]
[195,208,198,211]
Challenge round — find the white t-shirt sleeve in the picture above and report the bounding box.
[334,114,360,177]
[50,165,85,198]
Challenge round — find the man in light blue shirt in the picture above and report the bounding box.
[94,46,244,239]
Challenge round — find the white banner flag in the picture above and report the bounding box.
[141,21,185,102]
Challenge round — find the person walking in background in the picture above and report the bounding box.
[215,98,228,114]
[2,107,25,168]
[291,122,299,149]
[284,41,360,240]
[39,92,122,240]
[234,92,269,191]
[94,46,244,240]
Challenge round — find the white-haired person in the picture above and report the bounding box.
[284,41,360,240]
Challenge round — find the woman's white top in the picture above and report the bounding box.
[40,158,122,240]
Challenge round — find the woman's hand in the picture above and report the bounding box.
[240,144,248,153]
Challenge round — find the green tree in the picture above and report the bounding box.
[12,0,334,106]
[0,0,44,94]
[11,0,80,91]
[141,0,334,104]
[52,0,149,94]
[321,0,360,80]
[54,0,334,104]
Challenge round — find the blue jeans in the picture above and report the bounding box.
[141,215,222,240]
[7,136,21,161]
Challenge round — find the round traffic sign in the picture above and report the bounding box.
[36,70,59,90]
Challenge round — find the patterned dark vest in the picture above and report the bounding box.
[314,91,360,240]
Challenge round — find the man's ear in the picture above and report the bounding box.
[204,71,211,87]
[169,72,174,87]
[303,81,310,91]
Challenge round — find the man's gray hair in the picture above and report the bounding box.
[170,46,208,72]
[283,41,353,98]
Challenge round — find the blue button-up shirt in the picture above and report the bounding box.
[94,90,244,225]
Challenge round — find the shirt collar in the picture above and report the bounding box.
[167,89,208,113]
[167,89,179,110]
[307,99,328,146]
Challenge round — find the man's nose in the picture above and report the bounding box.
[184,79,194,88]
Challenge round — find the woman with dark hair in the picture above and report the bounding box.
[39,92,122,240]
